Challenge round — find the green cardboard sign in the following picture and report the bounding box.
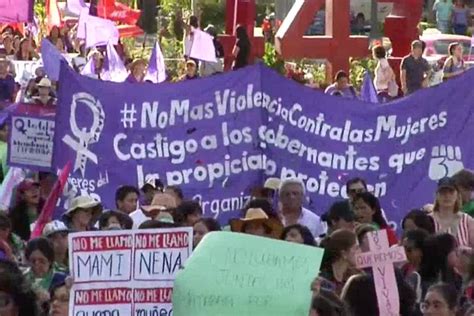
[173,232,324,316]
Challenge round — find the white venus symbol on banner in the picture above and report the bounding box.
[62,92,105,177]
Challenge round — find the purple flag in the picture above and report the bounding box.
[84,15,119,48]
[144,42,166,83]
[80,57,96,76]
[40,38,68,81]
[101,42,128,82]
[0,0,34,23]
[77,7,89,39]
[67,0,88,16]
[361,71,379,103]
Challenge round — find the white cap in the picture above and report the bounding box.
[43,220,69,237]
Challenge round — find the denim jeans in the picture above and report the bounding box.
[437,20,450,33]
[453,24,467,35]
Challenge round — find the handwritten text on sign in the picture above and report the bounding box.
[8,115,55,171]
[68,228,192,316]
[355,230,407,316]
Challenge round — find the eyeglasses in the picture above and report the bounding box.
[420,300,447,312]
[0,293,12,309]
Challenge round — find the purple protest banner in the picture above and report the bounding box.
[0,0,34,23]
[53,63,474,227]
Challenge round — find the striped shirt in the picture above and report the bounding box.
[431,212,473,247]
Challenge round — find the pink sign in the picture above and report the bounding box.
[355,230,407,316]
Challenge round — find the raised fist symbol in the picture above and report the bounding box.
[428,145,464,181]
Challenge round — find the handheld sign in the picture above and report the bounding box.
[9,114,55,171]
[173,232,324,316]
[68,228,192,316]
[355,229,407,316]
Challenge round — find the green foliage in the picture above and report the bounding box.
[168,12,185,41]
[161,0,191,13]
[198,1,225,33]
[34,0,46,38]
[350,58,377,89]
[161,37,185,80]
[262,43,285,74]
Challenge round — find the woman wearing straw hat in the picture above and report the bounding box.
[229,208,283,239]
[62,196,102,232]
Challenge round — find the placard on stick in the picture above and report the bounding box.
[68,228,192,316]
[172,232,324,316]
[355,229,407,316]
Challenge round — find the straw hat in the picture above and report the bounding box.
[141,193,177,214]
[230,208,283,239]
[64,196,102,218]
[37,77,52,88]
[264,178,281,191]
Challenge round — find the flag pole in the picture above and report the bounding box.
[141,33,148,58]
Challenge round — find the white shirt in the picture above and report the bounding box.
[281,207,327,238]
[374,58,394,92]
[130,209,149,229]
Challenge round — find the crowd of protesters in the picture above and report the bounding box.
[0,169,472,315]
[0,7,474,316]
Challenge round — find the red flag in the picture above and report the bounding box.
[97,0,141,25]
[30,161,72,240]
[46,0,62,31]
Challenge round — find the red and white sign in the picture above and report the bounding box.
[68,228,192,316]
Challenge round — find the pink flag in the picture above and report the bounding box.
[85,15,119,48]
[46,0,62,30]
[30,162,72,239]
[190,29,217,62]
[144,42,166,83]
[0,0,34,23]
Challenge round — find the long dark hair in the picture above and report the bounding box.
[343,270,416,316]
[401,209,435,234]
[353,192,388,228]
[15,38,32,61]
[235,25,250,45]
[0,259,38,315]
[281,224,316,246]
[320,229,357,273]
[9,189,44,241]
[419,234,457,285]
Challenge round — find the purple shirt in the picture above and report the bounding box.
[0,75,15,101]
